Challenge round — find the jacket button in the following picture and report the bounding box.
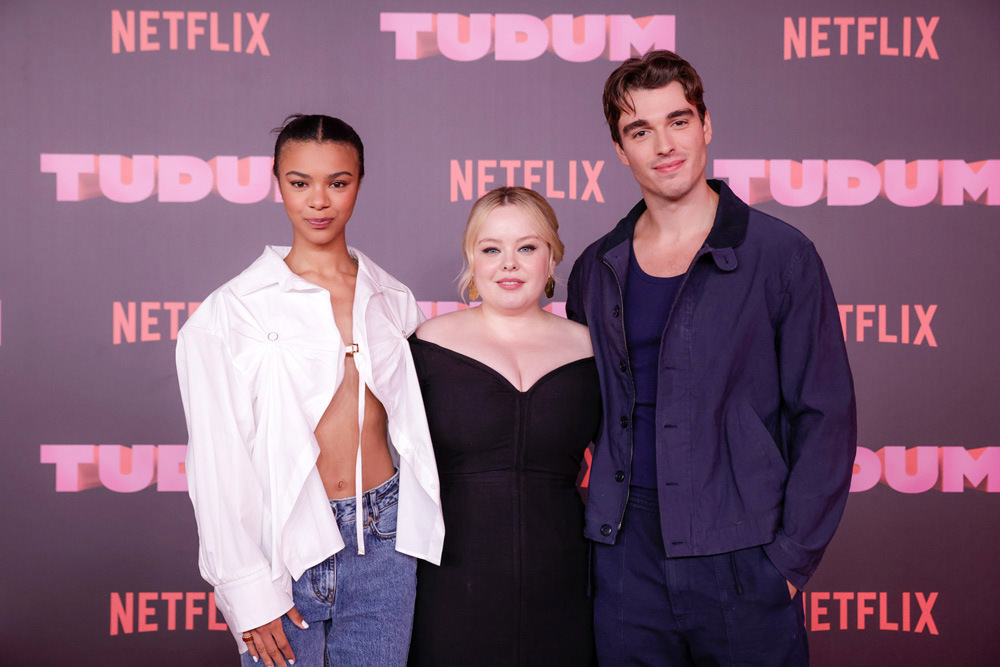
[614,470,625,482]
[620,415,629,428]
[600,524,613,536]
[612,305,620,318]
[619,360,627,372]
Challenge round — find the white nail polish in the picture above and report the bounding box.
[251,657,258,663]
[300,620,309,629]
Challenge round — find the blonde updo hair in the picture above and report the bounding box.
[457,187,565,301]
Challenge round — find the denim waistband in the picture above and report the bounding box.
[329,470,399,524]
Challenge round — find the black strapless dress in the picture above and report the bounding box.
[408,337,600,666]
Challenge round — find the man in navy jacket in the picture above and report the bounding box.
[566,50,856,665]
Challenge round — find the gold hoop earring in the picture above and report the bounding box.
[468,281,479,301]
[545,276,555,299]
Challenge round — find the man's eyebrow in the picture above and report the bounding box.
[621,119,650,136]
[667,108,695,120]
[621,108,695,137]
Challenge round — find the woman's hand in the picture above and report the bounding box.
[242,606,308,666]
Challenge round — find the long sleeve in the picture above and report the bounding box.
[566,254,589,326]
[762,243,857,589]
[176,323,293,636]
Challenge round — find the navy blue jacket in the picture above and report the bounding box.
[567,180,856,588]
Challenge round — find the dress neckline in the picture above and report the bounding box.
[410,337,594,395]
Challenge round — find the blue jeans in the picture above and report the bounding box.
[242,471,417,666]
[593,487,808,666]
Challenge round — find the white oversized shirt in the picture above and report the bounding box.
[176,245,444,648]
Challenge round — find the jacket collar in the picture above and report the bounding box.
[233,245,409,297]
[598,180,749,272]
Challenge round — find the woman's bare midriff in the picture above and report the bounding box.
[314,360,396,499]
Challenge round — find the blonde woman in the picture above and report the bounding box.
[408,187,598,665]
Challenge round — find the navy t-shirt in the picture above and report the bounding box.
[624,243,683,489]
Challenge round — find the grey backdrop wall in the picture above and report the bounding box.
[2,0,998,664]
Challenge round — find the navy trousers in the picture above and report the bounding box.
[592,487,808,666]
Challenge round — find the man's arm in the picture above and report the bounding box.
[762,243,857,590]
[566,253,589,326]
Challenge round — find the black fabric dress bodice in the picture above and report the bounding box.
[408,337,600,666]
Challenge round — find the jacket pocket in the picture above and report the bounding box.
[724,403,788,509]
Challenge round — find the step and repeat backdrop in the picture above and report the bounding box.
[1,0,998,664]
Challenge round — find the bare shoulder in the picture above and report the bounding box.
[545,312,593,357]
[414,308,478,347]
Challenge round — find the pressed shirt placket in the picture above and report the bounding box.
[350,265,381,556]
[350,342,367,555]
[354,357,366,553]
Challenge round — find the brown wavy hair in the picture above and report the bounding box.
[603,50,707,145]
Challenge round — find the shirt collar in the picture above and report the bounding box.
[232,245,409,297]
[598,179,750,271]
[703,179,750,251]
[352,247,410,296]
